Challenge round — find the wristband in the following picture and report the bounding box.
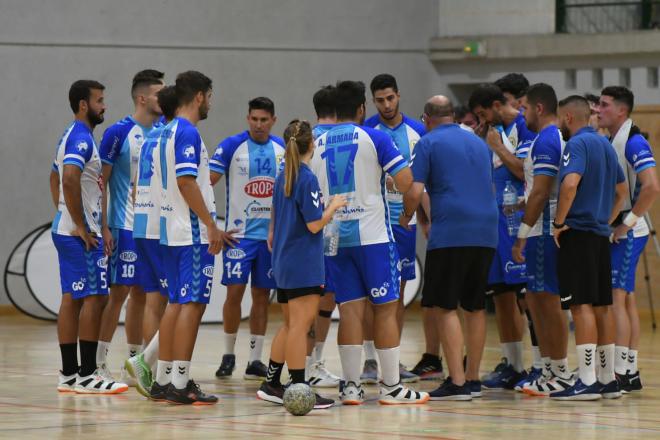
[623,212,639,227]
[552,220,565,229]
[517,223,532,239]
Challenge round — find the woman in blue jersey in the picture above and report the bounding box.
[257,120,346,409]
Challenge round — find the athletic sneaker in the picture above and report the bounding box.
[244,360,268,380]
[481,357,508,382]
[615,372,631,394]
[75,370,128,394]
[57,372,78,392]
[308,360,341,388]
[119,364,137,387]
[483,365,528,390]
[399,363,420,383]
[467,380,482,397]
[599,380,622,399]
[514,367,542,391]
[215,354,236,378]
[97,363,116,382]
[523,374,574,396]
[166,380,218,405]
[149,382,170,401]
[410,353,444,380]
[549,379,602,401]
[339,381,365,405]
[360,359,379,384]
[379,382,430,405]
[429,377,472,401]
[313,393,335,409]
[124,354,153,398]
[627,370,643,392]
[256,381,285,404]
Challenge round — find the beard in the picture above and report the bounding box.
[560,124,571,141]
[199,102,209,121]
[87,108,104,127]
[379,103,399,121]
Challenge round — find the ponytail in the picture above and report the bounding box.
[282,120,313,197]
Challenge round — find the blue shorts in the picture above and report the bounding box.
[392,224,416,281]
[221,238,276,289]
[488,213,527,285]
[52,232,109,299]
[324,256,336,293]
[109,228,139,286]
[326,242,401,305]
[135,238,168,296]
[525,235,559,294]
[611,232,648,293]
[163,244,215,304]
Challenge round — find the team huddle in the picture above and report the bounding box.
[50,68,658,407]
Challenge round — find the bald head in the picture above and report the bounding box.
[424,95,454,118]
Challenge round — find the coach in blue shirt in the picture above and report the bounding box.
[551,95,626,401]
[401,95,498,401]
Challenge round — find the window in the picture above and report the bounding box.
[619,68,631,87]
[647,67,658,88]
[565,69,577,89]
[592,68,603,89]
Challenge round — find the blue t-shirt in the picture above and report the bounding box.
[560,126,625,236]
[313,124,335,140]
[412,123,498,249]
[272,163,325,289]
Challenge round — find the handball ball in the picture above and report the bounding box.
[283,383,315,416]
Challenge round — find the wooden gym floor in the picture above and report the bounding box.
[1,306,659,440]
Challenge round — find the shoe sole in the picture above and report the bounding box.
[215,373,233,379]
[400,376,420,383]
[341,399,364,405]
[309,381,340,388]
[378,394,430,405]
[148,395,168,402]
[602,392,622,399]
[124,359,151,399]
[256,390,283,405]
[57,387,76,393]
[471,392,482,398]
[429,395,472,401]
[551,394,601,401]
[313,402,334,409]
[522,388,550,397]
[74,386,129,395]
[418,372,445,381]
[244,374,266,381]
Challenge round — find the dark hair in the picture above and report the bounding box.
[468,84,506,110]
[558,95,591,119]
[175,71,212,105]
[583,93,600,105]
[335,80,366,120]
[454,104,474,121]
[282,120,313,197]
[601,85,634,114]
[68,79,105,113]
[131,69,164,99]
[157,85,178,121]
[526,83,558,115]
[370,73,398,95]
[248,96,275,116]
[313,85,336,119]
[494,73,529,99]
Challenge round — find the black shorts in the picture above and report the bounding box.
[558,229,612,307]
[277,286,324,304]
[486,282,526,298]
[422,247,495,312]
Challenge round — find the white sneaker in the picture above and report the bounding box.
[308,360,341,388]
[523,374,574,396]
[120,364,137,387]
[339,381,365,405]
[378,383,430,405]
[75,370,128,394]
[57,372,78,392]
[97,363,116,382]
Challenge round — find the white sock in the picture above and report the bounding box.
[577,344,597,386]
[363,340,377,361]
[551,358,570,379]
[96,340,110,366]
[542,356,552,379]
[305,356,313,381]
[338,345,362,385]
[597,344,615,384]
[142,332,159,367]
[224,332,237,355]
[627,349,638,374]
[127,344,142,359]
[171,360,191,389]
[376,346,400,387]
[156,360,172,386]
[614,345,628,375]
[248,335,264,363]
[313,342,325,362]
[502,342,524,372]
[531,346,542,369]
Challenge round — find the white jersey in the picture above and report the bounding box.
[52,121,103,236]
[310,123,407,248]
[523,125,565,237]
[133,123,167,240]
[159,117,216,246]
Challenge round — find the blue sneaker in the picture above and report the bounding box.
[514,367,541,392]
[483,365,528,390]
[467,380,482,397]
[599,380,622,399]
[429,377,472,401]
[480,358,508,382]
[550,379,602,401]
[360,359,379,384]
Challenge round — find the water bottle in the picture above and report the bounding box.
[323,220,339,257]
[502,181,520,236]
